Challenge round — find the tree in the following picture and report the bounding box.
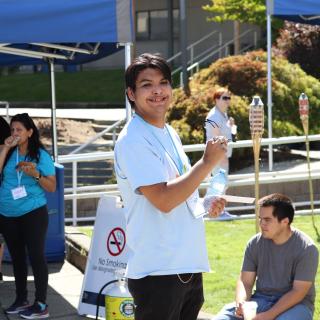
[202,0,266,26]
[202,0,283,44]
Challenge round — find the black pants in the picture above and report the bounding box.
[0,206,48,303]
[128,273,204,320]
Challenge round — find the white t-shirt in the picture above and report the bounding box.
[114,115,210,279]
[206,106,232,158]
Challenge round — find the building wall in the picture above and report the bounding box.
[84,0,261,69]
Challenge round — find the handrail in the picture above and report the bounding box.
[0,101,10,122]
[196,29,255,67]
[59,134,320,225]
[59,134,320,163]
[171,43,221,76]
[69,117,126,154]
[180,62,199,86]
[167,30,219,63]
[174,29,257,87]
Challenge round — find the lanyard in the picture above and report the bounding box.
[135,114,186,175]
[16,148,24,186]
[165,125,186,175]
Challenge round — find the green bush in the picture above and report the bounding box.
[168,50,320,146]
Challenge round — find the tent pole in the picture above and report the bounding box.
[267,2,273,171]
[179,0,190,95]
[125,43,132,123]
[49,59,58,162]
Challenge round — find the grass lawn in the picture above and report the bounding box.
[79,215,320,318]
[0,69,181,104]
[0,69,126,104]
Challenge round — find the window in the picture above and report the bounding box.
[137,11,149,39]
[136,9,179,40]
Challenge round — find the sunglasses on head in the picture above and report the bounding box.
[220,96,231,101]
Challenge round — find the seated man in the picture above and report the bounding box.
[214,193,319,320]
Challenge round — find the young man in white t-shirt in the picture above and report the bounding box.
[114,53,228,320]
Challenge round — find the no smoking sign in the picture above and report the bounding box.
[107,227,126,256]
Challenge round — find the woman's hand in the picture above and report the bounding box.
[17,161,39,178]
[17,161,56,192]
[4,136,20,148]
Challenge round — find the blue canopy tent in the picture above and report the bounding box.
[273,0,320,24]
[266,0,320,170]
[0,0,133,159]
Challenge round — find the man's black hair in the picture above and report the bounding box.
[259,193,295,224]
[125,53,172,108]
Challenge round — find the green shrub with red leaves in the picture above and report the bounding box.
[168,50,320,145]
[276,22,320,79]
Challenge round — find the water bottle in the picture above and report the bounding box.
[203,168,228,212]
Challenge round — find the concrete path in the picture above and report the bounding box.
[0,238,214,320]
[0,261,84,320]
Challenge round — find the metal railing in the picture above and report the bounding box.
[168,30,219,71]
[0,101,10,122]
[168,28,258,83]
[58,134,320,225]
[178,29,258,85]
[69,117,126,154]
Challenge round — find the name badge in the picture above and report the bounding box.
[11,186,27,200]
[186,190,206,219]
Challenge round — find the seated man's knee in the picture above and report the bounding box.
[275,304,313,320]
[213,302,238,320]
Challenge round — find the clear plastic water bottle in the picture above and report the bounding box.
[203,168,228,212]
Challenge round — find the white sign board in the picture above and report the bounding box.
[78,196,130,318]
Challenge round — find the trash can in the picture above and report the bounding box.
[4,163,65,262]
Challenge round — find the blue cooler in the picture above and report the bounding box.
[4,163,65,262]
[45,163,65,262]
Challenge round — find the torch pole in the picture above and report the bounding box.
[253,134,261,233]
[302,119,316,229]
[249,96,264,233]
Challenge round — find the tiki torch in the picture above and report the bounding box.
[299,93,316,228]
[249,96,264,232]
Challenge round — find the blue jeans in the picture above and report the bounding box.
[214,292,313,320]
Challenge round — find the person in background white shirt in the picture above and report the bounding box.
[114,53,227,320]
[205,88,236,220]
[205,87,233,172]
[228,117,237,142]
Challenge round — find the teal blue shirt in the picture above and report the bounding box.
[0,148,55,217]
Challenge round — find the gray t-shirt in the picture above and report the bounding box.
[242,229,319,312]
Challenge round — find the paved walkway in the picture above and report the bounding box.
[0,240,214,320]
[0,261,84,320]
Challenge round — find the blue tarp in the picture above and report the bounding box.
[0,0,133,65]
[270,0,320,25]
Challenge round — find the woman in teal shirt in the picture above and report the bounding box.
[0,116,10,283]
[0,113,56,319]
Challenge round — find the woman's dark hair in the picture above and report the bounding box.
[0,116,10,144]
[125,53,172,108]
[4,113,46,167]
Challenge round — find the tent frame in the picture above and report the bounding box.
[266,0,320,170]
[0,42,132,161]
